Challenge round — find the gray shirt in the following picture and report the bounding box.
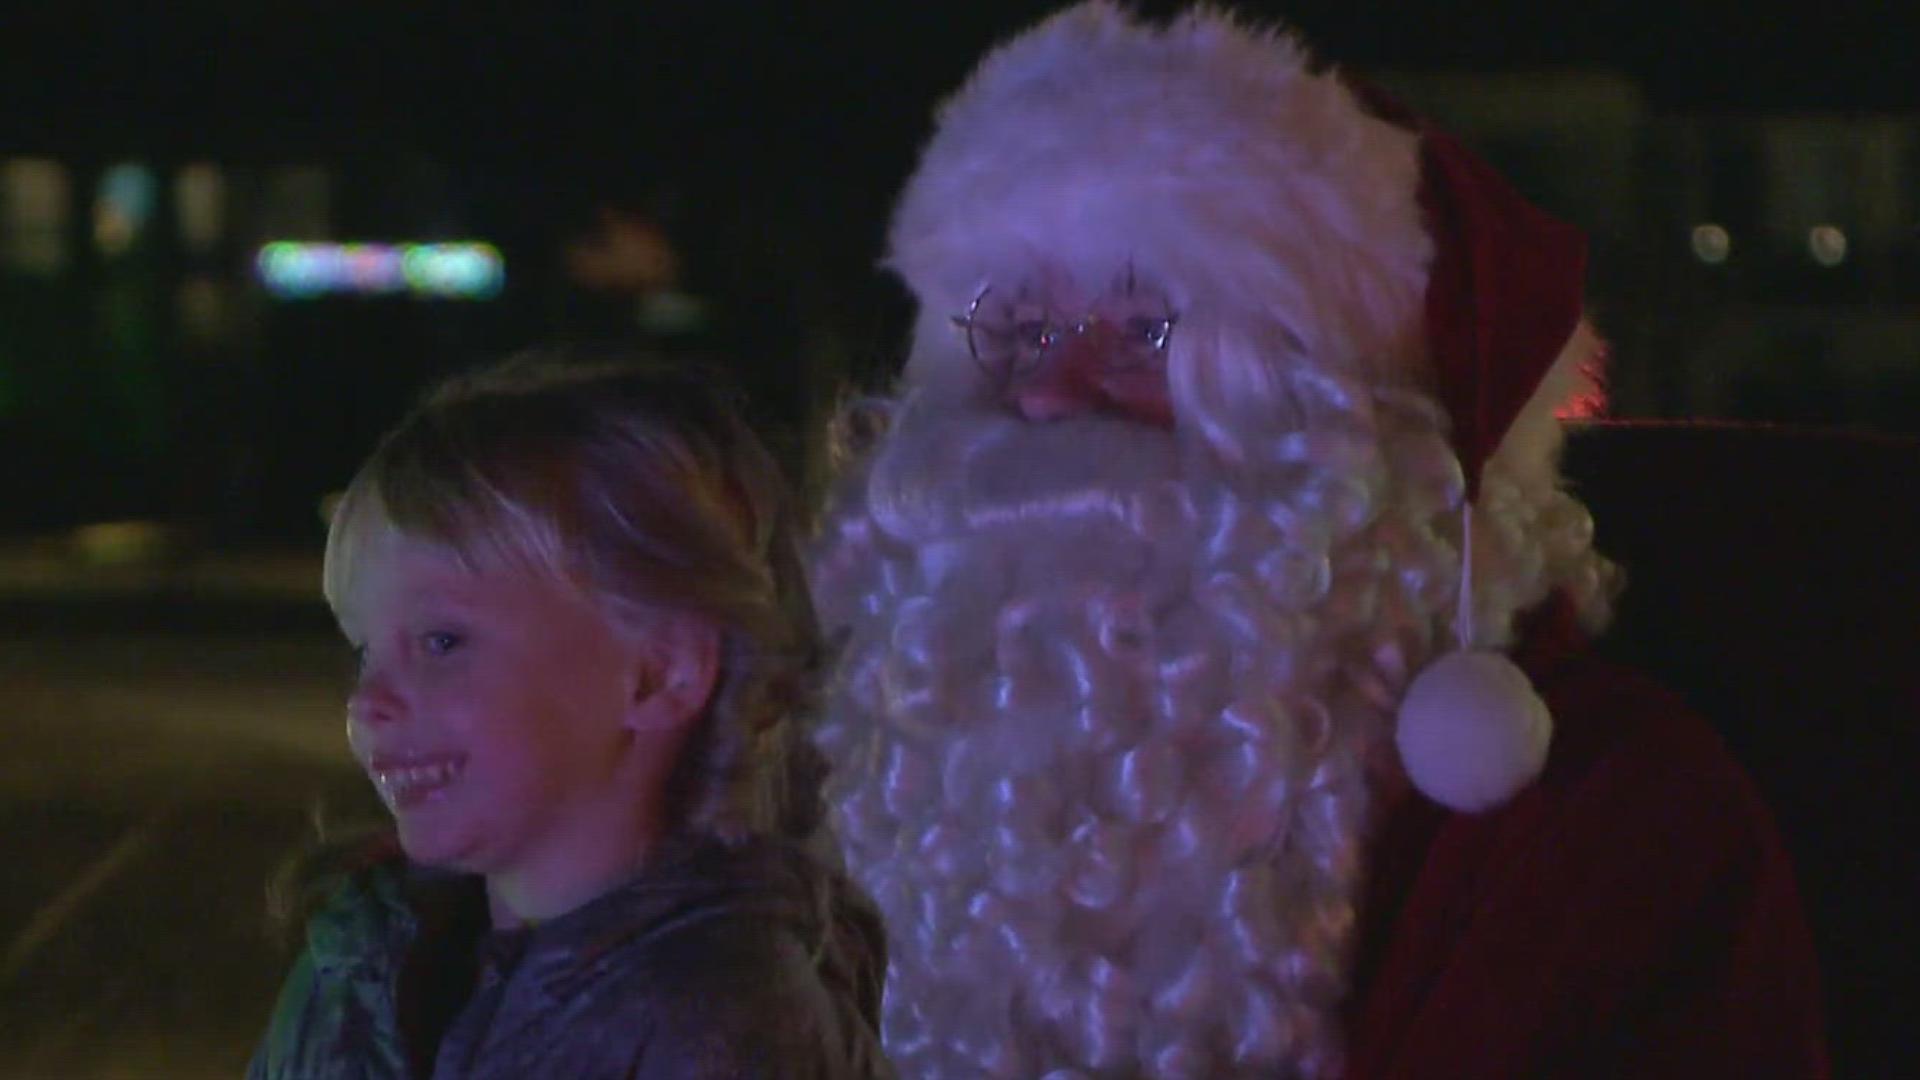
[249,835,893,1079]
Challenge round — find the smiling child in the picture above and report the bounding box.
[250,348,891,1079]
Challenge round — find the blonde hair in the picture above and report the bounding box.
[324,345,826,844]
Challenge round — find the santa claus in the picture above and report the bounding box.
[809,5,1827,1076]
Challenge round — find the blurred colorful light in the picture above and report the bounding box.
[255,241,504,299]
[95,163,157,257]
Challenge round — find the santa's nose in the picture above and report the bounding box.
[1001,321,1174,429]
[1004,323,1112,423]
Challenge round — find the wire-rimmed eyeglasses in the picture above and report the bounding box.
[950,268,1178,385]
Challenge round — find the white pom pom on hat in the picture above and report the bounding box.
[1390,497,1558,813]
[1396,650,1551,813]
[1362,80,1589,813]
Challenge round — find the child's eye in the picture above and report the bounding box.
[422,631,464,656]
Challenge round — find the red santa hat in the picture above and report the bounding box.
[1349,81,1591,813]
[1347,77,1592,500]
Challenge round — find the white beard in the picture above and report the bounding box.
[810,389,1494,1078]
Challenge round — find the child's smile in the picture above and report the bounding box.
[365,749,469,809]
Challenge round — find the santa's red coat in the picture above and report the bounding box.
[1345,602,1830,1078]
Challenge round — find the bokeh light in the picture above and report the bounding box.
[1807,225,1848,267]
[401,243,505,298]
[1689,223,1731,265]
[94,163,156,257]
[174,164,225,253]
[254,241,504,300]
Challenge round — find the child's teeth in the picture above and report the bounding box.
[377,757,465,799]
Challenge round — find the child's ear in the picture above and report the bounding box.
[625,610,722,735]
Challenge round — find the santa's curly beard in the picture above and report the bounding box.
[810,382,1600,1078]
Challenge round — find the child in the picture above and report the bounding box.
[250,347,892,1078]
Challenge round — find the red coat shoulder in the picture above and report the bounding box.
[1346,652,1829,1079]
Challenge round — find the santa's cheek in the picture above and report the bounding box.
[1098,372,1175,429]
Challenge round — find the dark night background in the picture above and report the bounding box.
[1,0,1917,534]
[0,2,1914,1076]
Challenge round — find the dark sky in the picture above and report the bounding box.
[2,1,1913,308]
[4,1,1916,161]
[0,0,1915,511]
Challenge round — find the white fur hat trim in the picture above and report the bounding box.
[1394,650,1552,813]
